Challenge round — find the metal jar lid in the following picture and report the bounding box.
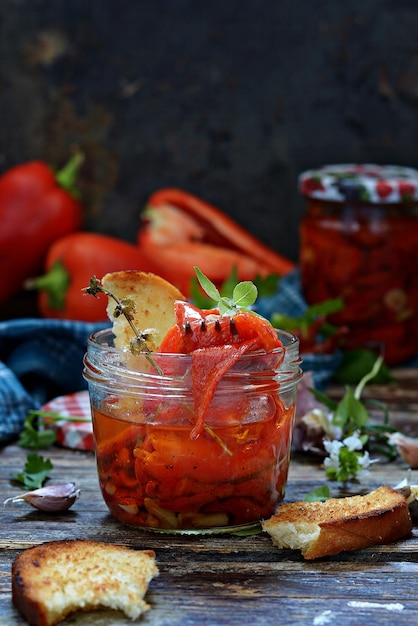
[298,163,418,203]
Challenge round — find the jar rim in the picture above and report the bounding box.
[84,327,302,391]
[87,326,300,356]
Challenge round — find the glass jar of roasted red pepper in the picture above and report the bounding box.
[83,328,302,534]
[298,164,418,365]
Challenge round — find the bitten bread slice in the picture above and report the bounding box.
[102,270,185,350]
[262,485,412,560]
[12,539,158,626]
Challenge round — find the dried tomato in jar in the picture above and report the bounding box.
[298,164,418,365]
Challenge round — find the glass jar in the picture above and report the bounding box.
[83,328,302,534]
[299,164,418,365]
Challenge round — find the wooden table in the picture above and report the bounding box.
[1,368,418,626]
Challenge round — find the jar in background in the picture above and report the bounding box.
[299,164,418,365]
[83,328,302,534]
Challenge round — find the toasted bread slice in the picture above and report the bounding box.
[262,485,412,560]
[102,270,185,350]
[12,539,158,626]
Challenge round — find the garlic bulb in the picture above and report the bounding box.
[3,482,80,512]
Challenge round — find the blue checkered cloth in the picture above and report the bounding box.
[0,319,106,443]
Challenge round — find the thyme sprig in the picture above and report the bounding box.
[84,277,153,351]
[84,276,163,374]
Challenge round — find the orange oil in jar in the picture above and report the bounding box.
[91,397,295,531]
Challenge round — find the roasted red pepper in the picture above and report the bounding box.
[26,232,156,321]
[137,188,295,295]
[159,300,283,438]
[0,153,84,303]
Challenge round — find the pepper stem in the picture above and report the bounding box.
[24,260,70,310]
[55,150,84,198]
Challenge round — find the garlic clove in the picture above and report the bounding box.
[3,482,80,512]
[386,432,418,469]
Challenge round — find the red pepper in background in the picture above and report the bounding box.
[137,188,295,295]
[0,153,84,303]
[25,232,156,321]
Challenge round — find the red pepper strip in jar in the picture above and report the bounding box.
[159,300,284,438]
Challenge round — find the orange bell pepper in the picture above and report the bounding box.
[137,188,295,295]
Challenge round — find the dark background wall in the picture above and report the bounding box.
[1,0,418,263]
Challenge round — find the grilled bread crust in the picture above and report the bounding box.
[262,485,413,560]
[12,539,158,626]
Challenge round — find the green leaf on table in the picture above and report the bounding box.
[303,485,331,502]
[11,452,53,490]
[17,411,57,449]
[334,349,393,385]
[325,446,364,483]
[308,387,338,412]
[232,524,263,536]
[333,387,369,432]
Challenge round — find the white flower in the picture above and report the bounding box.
[323,432,377,483]
[342,432,364,451]
[323,439,343,471]
[355,450,373,482]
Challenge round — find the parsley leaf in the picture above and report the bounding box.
[11,452,53,490]
[17,411,57,449]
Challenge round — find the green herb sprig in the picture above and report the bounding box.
[13,411,91,490]
[308,356,398,483]
[270,297,344,339]
[190,267,279,309]
[194,266,258,316]
[11,452,53,490]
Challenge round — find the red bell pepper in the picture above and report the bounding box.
[26,232,156,321]
[0,153,84,304]
[137,188,295,295]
